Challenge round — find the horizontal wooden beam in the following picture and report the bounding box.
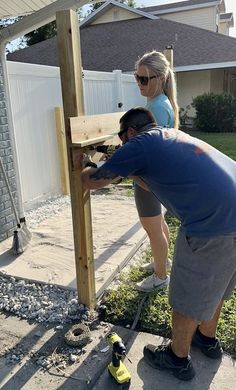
[71,133,116,148]
[69,112,124,144]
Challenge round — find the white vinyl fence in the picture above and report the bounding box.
[6,61,145,210]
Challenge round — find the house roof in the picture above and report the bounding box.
[140,0,225,15]
[7,17,236,72]
[81,0,157,27]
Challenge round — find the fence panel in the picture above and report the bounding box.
[7,62,145,209]
[7,62,63,209]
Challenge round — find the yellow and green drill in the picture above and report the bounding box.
[106,332,132,385]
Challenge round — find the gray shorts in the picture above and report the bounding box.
[134,184,161,217]
[169,229,236,321]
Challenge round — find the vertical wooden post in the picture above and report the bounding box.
[55,107,70,195]
[56,10,96,309]
[164,45,173,69]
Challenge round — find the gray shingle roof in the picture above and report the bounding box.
[7,17,236,71]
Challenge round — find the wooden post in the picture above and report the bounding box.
[55,107,70,195]
[164,45,173,69]
[56,10,96,309]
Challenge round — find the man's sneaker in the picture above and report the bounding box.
[143,343,195,381]
[140,258,172,273]
[135,273,169,292]
[192,329,223,359]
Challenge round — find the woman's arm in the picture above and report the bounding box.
[130,176,150,191]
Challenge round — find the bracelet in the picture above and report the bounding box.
[84,161,97,168]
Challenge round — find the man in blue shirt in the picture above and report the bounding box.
[81,107,236,381]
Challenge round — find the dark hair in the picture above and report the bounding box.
[119,107,156,132]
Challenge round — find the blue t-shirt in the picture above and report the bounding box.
[146,94,174,128]
[104,128,236,236]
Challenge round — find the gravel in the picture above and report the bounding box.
[1,195,95,325]
[25,195,71,229]
[0,274,94,324]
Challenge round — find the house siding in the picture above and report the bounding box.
[177,70,211,115]
[91,6,142,25]
[210,69,224,93]
[160,7,216,32]
[218,21,229,35]
[0,60,17,242]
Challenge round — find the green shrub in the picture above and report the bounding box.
[192,93,236,132]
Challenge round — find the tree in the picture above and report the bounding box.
[126,0,136,6]
[0,17,25,53]
[89,0,136,13]
[24,8,83,47]
[24,21,57,46]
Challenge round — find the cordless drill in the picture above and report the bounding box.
[106,332,131,384]
[95,144,121,158]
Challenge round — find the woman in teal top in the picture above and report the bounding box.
[133,50,179,292]
[146,93,174,128]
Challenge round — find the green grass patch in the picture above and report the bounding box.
[189,131,236,160]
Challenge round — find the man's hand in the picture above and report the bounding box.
[72,150,97,170]
[81,153,97,169]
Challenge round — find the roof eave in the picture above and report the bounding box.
[81,0,157,27]
[175,61,236,72]
[150,1,221,16]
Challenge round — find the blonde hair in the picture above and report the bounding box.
[135,50,179,129]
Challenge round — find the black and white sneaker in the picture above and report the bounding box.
[143,343,195,381]
[192,328,223,359]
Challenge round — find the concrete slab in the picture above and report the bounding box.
[0,194,145,295]
[0,315,235,390]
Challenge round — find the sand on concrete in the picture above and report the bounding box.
[0,192,146,295]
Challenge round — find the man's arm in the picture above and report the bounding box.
[82,165,122,190]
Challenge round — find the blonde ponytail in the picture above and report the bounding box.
[163,68,179,129]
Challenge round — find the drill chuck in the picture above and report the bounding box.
[96,144,120,156]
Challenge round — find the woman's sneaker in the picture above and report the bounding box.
[140,258,172,273]
[135,273,169,292]
[143,343,195,381]
[192,328,223,359]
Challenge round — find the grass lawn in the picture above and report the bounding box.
[188,131,236,161]
[102,132,236,358]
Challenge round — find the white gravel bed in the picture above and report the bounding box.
[25,195,71,229]
[0,274,94,324]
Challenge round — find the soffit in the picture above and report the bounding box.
[0,0,58,18]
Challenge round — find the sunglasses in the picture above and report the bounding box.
[134,72,158,86]
[118,128,129,140]
[118,125,138,141]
